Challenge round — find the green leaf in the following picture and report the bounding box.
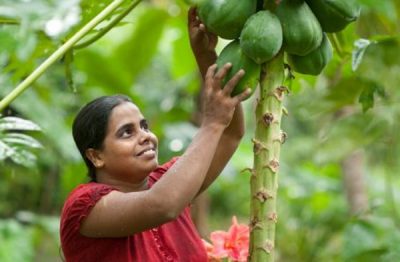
[0,117,41,131]
[9,148,37,167]
[2,133,42,149]
[358,83,385,113]
[0,140,13,160]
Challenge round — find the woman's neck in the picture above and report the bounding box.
[96,172,149,192]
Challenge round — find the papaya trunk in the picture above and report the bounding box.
[249,51,285,262]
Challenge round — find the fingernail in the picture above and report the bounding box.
[226,62,232,67]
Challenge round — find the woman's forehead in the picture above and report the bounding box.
[108,102,143,125]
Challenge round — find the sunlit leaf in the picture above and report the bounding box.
[2,133,42,149]
[9,148,37,167]
[0,140,14,160]
[352,38,375,71]
[0,117,41,131]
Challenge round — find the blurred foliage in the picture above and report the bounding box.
[0,116,42,166]
[0,0,399,261]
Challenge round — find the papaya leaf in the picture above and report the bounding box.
[352,38,376,71]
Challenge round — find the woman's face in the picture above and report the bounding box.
[95,102,158,182]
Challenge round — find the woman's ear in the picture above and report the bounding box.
[85,148,105,168]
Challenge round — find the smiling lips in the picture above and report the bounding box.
[137,147,156,156]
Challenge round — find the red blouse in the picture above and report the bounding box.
[60,158,208,262]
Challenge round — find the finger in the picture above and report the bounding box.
[234,88,252,103]
[223,69,245,95]
[205,64,218,86]
[199,23,206,32]
[188,7,199,26]
[214,63,232,83]
[188,6,196,20]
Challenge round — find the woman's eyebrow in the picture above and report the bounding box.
[115,123,134,135]
[139,119,148,126]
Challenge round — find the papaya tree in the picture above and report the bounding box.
[195,0,361,261]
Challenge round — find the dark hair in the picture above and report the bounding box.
[72,94,132,182]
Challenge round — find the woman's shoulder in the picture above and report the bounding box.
[60,183,116,233]
[68,182,115,199]
[62,182,116,214]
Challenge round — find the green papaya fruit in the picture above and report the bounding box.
[287,33,333,75]
[306,0,361,32]
[198,0,257,40]
[216,40,260,98]
[276,0,323,56]
[240,10,283,64]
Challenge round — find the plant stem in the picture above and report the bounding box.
[249,51,285,262]
[327,33,344,58]
[74,0,142,49]
[0,18,20,25]
[0,0,131,112]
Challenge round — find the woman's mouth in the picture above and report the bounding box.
[137,147,156,157]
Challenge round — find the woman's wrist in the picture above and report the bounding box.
[195,50,217,61]
[200,121,226,135]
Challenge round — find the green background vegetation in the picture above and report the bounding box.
[0,0,399,261]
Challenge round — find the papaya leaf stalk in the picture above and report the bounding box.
[0,0,141,112]
[249,50,286,262]
[74,0,141,49]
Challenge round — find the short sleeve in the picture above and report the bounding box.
[60,183,115,242]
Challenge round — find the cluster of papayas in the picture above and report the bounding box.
[191,0,360,94]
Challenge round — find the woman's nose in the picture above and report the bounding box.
[138,129,151,144]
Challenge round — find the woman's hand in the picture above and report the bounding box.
[188,7,218,77]
[188,7,218,56]
[201,63,250,129]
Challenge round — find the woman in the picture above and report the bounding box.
[60,7,250,261]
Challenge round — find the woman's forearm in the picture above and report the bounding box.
[194,51,217,79]
[149,123,224,217]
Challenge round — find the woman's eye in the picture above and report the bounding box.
[121,128,133,137]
